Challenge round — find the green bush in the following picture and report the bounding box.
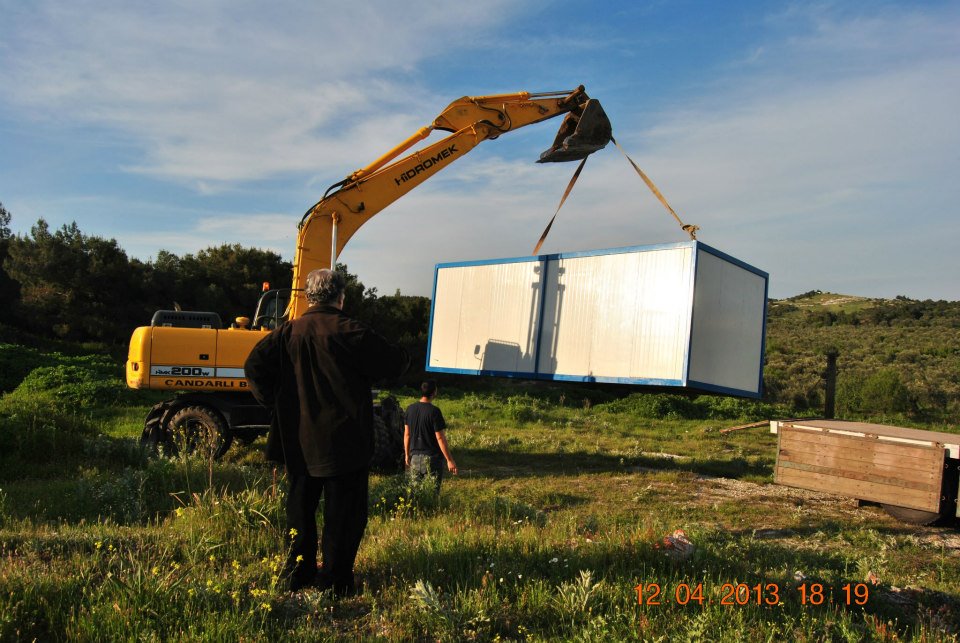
[503,395,547,423]
[693,395,785,421]
[836,373,864,416]
[0,398,97,467]
[7,362,125,409]
[0,343,47,393]
[861,369,912,414]
[596,393,701,420]
[836,369,913,417]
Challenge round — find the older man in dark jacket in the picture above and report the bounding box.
[244,268,408,594]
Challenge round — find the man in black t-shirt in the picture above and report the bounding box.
[404,380,457,493]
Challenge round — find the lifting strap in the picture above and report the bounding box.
[531,137,699,255]
[612,137,699,240]
[532,156,588,256]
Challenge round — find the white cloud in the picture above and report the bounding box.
[343,4,960,300]
[142,213,297,256]
[0,0,519,185]
[604,5,960,299]
[3,1,958,301]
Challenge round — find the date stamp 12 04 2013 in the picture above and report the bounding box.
[635,582,870,607]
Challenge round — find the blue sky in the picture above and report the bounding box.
[1,0,958,300]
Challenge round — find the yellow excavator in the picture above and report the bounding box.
[126,86,612,460]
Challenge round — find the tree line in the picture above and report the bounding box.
[3,201,959,419]
[0,203,429,365]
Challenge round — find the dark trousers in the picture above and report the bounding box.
[409,452,445,494]
[285,467,368,593]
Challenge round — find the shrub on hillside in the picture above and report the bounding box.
[0,398,97,467]
[693,395,786,421]
[0,343,47,393]
[836,369,913,417]
[6,360,125,409]
[504,394,548,423]
[596,393,702,420]
[595,392,789,421]
[862,369,912,414]
[835,373,864,417]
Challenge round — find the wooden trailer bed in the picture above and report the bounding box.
[771,419,960,520]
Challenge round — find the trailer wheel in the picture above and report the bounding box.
[167,405,233,460]
[882,504,941,525]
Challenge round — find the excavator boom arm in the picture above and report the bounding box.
[289,86,610,318]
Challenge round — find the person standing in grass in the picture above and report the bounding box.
[244,268,408,595]
[404,380,457,493]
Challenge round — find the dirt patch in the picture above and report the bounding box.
[914,531,960,551]
[698,475,837,502]
[693,476,960,547]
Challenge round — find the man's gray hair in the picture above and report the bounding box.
[305,268,346,306]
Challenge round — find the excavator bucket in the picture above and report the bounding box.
[538,99,612,163]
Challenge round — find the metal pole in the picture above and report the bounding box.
[330,213,340,269]
[824,349,838,419]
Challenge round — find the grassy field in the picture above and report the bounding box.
[2,378,959,641]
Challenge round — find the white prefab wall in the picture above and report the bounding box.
[427,242,767,397]
[687,250,767,394]
[538,247,693,382]
[429,260,542,375]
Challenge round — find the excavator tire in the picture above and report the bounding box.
[164,405,233,459]
[370,396,404,473]
[140,401,173,454]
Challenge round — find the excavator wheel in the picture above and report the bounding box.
[140,401,173,454]
[141,403,233,459]
[166,405,233,459]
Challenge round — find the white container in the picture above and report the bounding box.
[426,241,768,397]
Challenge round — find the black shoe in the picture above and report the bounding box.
[333,579,362,598]
[288,576,315,592]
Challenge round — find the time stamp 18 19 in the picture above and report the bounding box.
[635,582,870,607]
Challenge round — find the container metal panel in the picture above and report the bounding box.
[687,248,768,394]
[538,248,692,381]
[427,242,766,395]
[428,260,542,374]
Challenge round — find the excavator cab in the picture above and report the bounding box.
[538,98,612,163]
[253,288,296,330]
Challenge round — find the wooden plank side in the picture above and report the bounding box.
[775,468,940,511]
[778,442,940,476]
[775,425,945,512]
[779,433,941,481]
[778,449,939,481]
[779,434,941,482]
[783,420,960,447]
[778,425,944,471]
[781,428,944,460]
[777,452,939,487]
[777,460,938,492]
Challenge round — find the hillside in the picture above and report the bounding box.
[765,291,960,423]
